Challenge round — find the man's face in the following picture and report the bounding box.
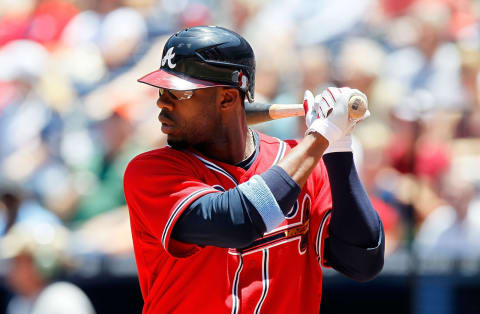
[156,87,221,150]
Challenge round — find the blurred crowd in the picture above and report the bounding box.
[0,0,479,311]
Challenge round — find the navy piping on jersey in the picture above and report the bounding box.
[192,153,238,185]
[234,130,259,169]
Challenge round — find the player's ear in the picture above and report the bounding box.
[219,88,241,111]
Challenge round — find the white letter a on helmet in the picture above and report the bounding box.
[162,47,176,69]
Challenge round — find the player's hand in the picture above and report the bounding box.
[305,87,369,144]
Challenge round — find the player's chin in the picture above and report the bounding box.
[167,137,189,150]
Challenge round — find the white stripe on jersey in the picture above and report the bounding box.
[161,188,214,249]
[254,249,270,314]
[316,210,332,264]
[231,255,244,314]
[272,140,286,165]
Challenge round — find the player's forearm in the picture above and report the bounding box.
[322,152,384,281]
[324,152,381,247]
[276,133,329,188]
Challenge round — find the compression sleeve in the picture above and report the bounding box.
[322,152,385,282]
[261,165,301,215]
[171,166,301,248]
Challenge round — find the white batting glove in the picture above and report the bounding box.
[305,87,369,146]
[303,90,319,128]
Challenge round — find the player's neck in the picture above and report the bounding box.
[194,116,250,165]
[244,128,255,159]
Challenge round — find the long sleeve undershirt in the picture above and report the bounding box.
[322,152,384,281]
[171,136,384,280]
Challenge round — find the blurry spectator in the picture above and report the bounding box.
[383,1,464,110]
[59,6,147,93]
[385,107,454,228]
[414,172,480,259]
[371,196,404,256]
[0,0,34,47]
[225,0,266,32]
[71,112,140,224]
[299,46,332,95]
[0,40,49,85]
[455,43,480,138]
[334,37,387,129]
[250,55,300,139]
[179,2,212,28]
[0,0,79,48]
[74,0,122,14]
[0,186,62,236]
[355,122,407,255]
[380,0,417,17]
[0,188,21,236]
[97,7,147,69]
[25,0,79,48]
[335,37,386,97]
[2,222,96,314]
[71,206,133,256]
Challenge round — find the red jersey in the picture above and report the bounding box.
[124,132,333,314]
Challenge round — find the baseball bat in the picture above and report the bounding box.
[246,95,368,125]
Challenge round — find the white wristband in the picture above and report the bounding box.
[306,118,343,144]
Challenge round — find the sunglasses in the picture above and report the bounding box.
[159,88,194,100]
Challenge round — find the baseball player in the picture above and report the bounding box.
[124,26,384,313]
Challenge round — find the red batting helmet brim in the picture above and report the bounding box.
[138,69,230,91]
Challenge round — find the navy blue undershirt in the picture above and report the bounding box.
[171,134,384,280]
[322,152,385,281]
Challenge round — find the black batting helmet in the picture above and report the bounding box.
[138,26,256,103]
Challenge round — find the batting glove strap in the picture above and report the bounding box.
[306,117,343,144]
[324,135,353,154]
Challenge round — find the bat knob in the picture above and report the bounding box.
[348,94,368,120]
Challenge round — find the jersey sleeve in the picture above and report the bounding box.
[124,149,219,258]
[309,160,333,268]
